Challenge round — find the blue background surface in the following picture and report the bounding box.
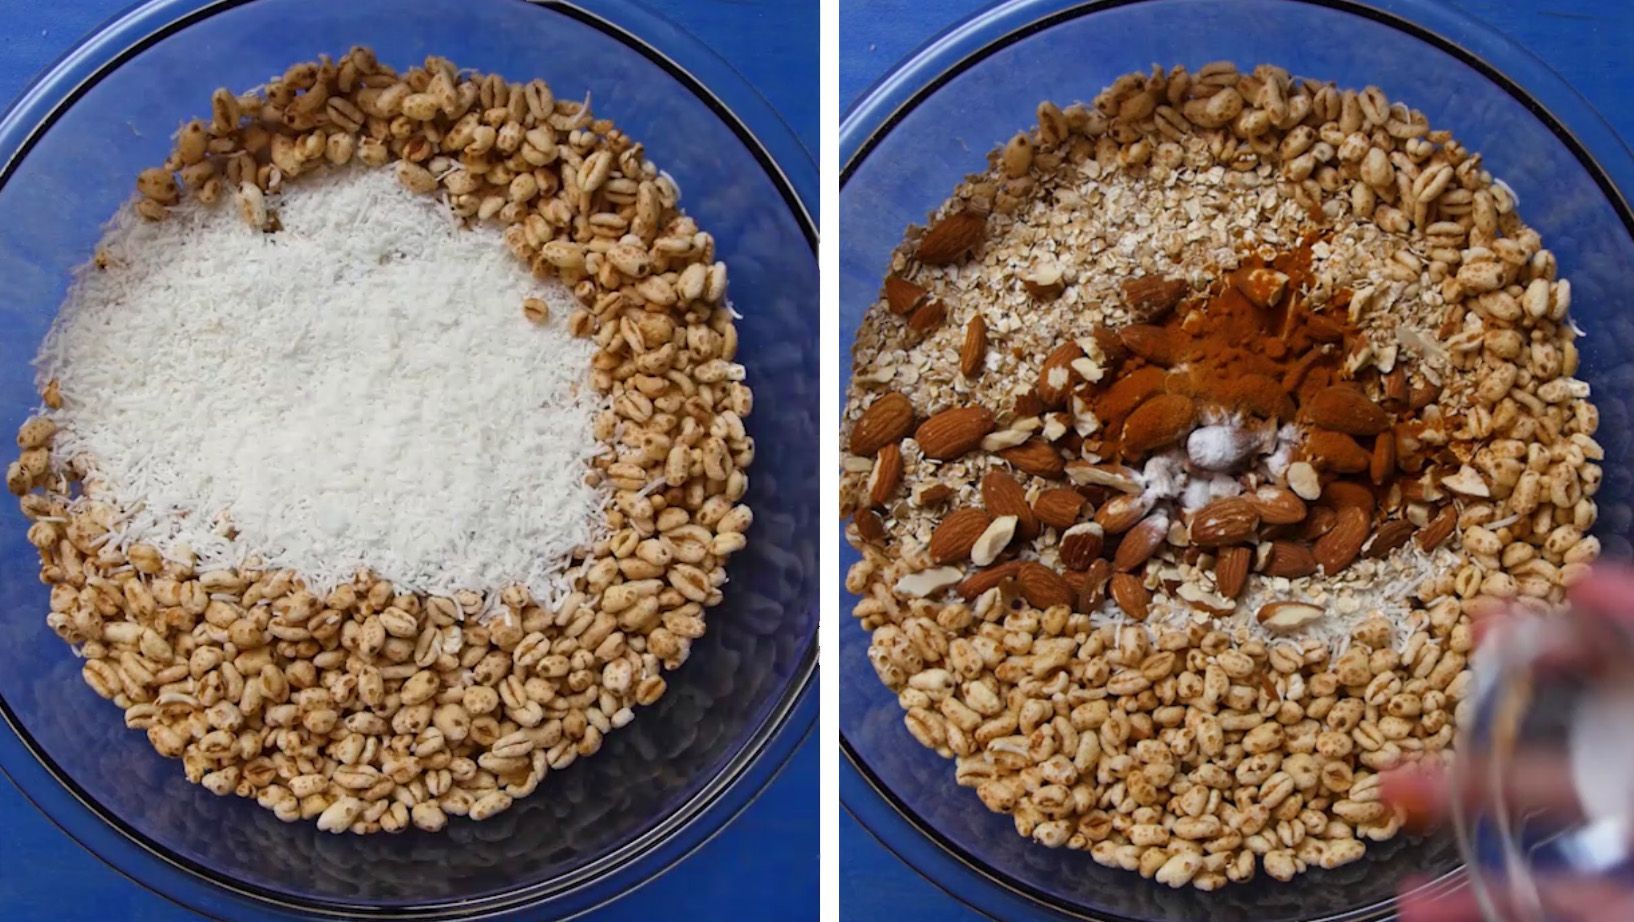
[0,1,816,920]
[840,2,1633,920]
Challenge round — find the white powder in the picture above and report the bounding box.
[38,168,606,603]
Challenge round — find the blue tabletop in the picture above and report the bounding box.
[840,2,1632,921]
[0,1,816,920]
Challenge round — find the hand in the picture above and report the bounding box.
[1381,567,1634,922]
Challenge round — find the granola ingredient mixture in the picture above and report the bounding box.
[40,168,600,602]
[842,63,1600,888]
[8,49,752,835]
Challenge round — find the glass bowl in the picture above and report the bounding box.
[0,0,818,918]
[838,0,1634,919]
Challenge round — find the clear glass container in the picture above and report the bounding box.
[839,0,1634,919]
[0,0,818,918]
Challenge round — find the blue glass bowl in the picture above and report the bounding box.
[0,0,817,918]
[839,1,1634,919]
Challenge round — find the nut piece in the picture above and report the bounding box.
[1033,488,1086,530]
[1121,275,1188,320]
[1286,461,1322,501]
[1417,505,1457,551]
[929,507,994,564]
[970,515,1018,567]
[1364,519,1415,558]
[1256,601,1325,634]
[1016,563,1073,609]
[916,406,996,460]
[1370,431,1396,485]
[1121,393,1196,456]
[1066,462,1142,494]
[960,314,988,378]
[1264,541,1319,578]
[850,392,915,456]
[1215,546,1252,599]
[853,510,887,544]
[1237,267,1289,308]
[1301,385,1391,436]
[895,566,964,598]
[1059,522,1105,570]
[884,275,928,316]
[868,443,903,507]
[982,470,1040,539]
[916,210,985,265]
[1313,506,1369,575]
[1109,573,1151,620]
[1441,465,1491,498]
[1113,512,1170,571]
[1189,497,1261,546]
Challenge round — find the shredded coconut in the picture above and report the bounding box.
[38,169,604,603]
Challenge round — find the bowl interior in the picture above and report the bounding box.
[0,0,818,911]
[839,1,1634,919]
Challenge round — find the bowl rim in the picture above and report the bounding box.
[837,0,1634,919]
[0,0,818,918]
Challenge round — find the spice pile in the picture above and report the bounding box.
[842,63,1601,888]
[8,48,754,834]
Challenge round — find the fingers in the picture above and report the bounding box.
[1382,754,1583,829]
[1398,875,1486,922]
[1566,565,1634,623]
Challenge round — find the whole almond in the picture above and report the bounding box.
[970,515,1018,567]
[960,314,988,379]
[1113,512,1170,571]
[1189,497,1261,546]
[1313,505,1369,574]
[1109,573,1151,621]
[1121,276,1188,320]
[1215,546,1252,599]
[1305,429,1371,474]
[1300,505,1338,541]
[907,298,947,334]
[1302,385,1391,435]
[1417,504,1457,551]
[999,438,1066,479]
[1099,366,1169,424]
[1095,492,1153,535]
[850,392,914,456]
[1059,522,1105,570]
[868,443,903,508]
[916,406,995,459]
[1251,486,1307,525]
[957,561,1021,600]
[1257,600,1325,634]
[916,210,985,265]
[1016,563,1074,610]
[1037,341,1083,407]
[1365,519,1416,558]
[1121,393,1196,456]
[1370,431,1396,484]
[929,506,993,564]
[1119,324,1181,366]
[1216,373,1296,421]
[981,470,1039,539]
[1321,480,1375,517]
[1264,540,1318,578]
[883,275,927,316]
[853,510,886,545]
[1033,488,1086,530]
